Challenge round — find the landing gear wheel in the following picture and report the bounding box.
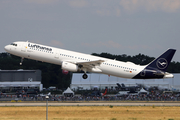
[20,57,24,65]
[82,74,88,79]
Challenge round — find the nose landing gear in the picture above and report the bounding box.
[20,57,24,65]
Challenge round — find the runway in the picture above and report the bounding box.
[0,102,180,106]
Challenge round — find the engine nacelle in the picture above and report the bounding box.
[61,62,78,72]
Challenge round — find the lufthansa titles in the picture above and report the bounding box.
[28,43,52,51]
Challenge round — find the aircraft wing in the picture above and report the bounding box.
[76,60,105,68]
[63,60,105,73]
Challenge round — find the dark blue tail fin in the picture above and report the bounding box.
[121,83,126,88]
[146,49,176,72]
[116,83,121,88]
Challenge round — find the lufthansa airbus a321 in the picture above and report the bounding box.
[4,41,176,79]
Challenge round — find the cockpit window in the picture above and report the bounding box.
[10,43,17,46]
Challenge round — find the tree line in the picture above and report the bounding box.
[0,52,179,90]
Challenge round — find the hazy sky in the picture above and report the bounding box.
[1,0,180,62]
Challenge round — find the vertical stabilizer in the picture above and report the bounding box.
[146,49,176,72]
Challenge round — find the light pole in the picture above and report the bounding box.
[46,96,49,120]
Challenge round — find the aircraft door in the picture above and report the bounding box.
[54,49,59,59]
[21,42,31,58]
[21,42,27,52]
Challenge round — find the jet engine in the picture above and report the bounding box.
[61,62,79,72]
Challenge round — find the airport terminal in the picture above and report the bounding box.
[0,69,180,93]
[0,69,42,92]
[0,69,180,101]
[71,73,180,91]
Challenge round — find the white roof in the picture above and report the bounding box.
[0,82,41,87]
[63,87,74,95]
[139,88,148,93]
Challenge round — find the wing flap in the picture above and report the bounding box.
[76,60,105,68]
[64,60,105,73]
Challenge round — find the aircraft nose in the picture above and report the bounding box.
[4,45,10,52]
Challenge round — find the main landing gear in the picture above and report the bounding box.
[20,57,24,65]
[78,65,88,79]
[82,73,88,79]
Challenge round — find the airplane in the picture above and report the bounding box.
[102,88,107,96]
[4,41,176,79]
[39,92,51,97]
[116,83,141,93]
[116,83,140,93]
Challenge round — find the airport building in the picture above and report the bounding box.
[71,73,180,91]
[0,69,42,92]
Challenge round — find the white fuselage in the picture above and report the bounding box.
[4,41,148,79]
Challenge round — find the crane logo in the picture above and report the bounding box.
[156,58,168,69]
